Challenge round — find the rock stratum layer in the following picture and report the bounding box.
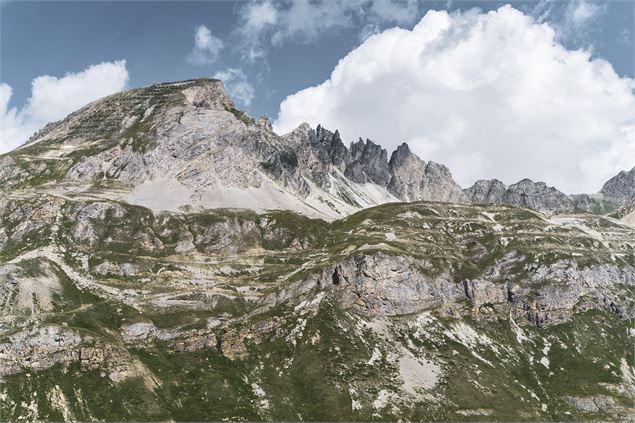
[0,78,634,421]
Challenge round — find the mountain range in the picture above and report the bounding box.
[3,78,632,220]
[0,78,633,421]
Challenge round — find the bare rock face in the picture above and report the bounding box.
[387,143,428,202]
[345,138,391,186]
[600,166,635,203]
[421,161,469,203]
[282,126,467,206]
[387,143,467,203]
[464,179,507,203]
[504,179,574,212]
[315,253,635,327]
[317,253,462,316]
[463,279,507,307]
[314,125,350,173]
[465,169,632,214]
[465,178,574,213]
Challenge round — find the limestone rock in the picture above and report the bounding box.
[600,166,635,203]
[387,143,467,203]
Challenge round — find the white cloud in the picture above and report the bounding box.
[274,6,635,194]
[567,0,603,27]
[241,0,279,32]
[236,0,420,62]
[213,68,255,108]
[187,25,224,65]
[0,60,129,154]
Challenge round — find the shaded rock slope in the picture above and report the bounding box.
[0,78,634,421]
[601,167,635,203]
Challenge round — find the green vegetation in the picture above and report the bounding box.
[225,105,255,125]
[0,195,633,421]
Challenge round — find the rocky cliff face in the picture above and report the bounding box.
[465,178,622,214]
[601,167,635,203]
[388,143,468,203]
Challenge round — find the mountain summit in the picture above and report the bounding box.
[1,78,630,219]
[1,78,466,219]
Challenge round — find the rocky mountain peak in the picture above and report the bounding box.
[345,138,390,185]
[465,179,508,204]
[600,166,635,203]
[3,76,626,219]
[385,143,467,204]
[312,125,350,172]
[181,78,233,109]
[388,143,414,168]
[465,178,574,213]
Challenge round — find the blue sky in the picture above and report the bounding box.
[1,0,634,192]
[2,0,632,117]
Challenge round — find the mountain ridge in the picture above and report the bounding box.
[1,77,630,220]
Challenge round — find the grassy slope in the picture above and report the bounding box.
[0,197,633,421]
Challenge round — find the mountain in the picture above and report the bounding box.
[600,167,635,203]
[2,78,627,218]
[465,178,622,214]
[464,179,573,212]
[1,78,634,421]
[0,78,465,221]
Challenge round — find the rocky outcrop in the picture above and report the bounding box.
[465,178,574,213]
[464,179,507,204]
[387,143,468,203]
[419,161,468,203]
[600,167,635,203]
[284,126,466,205]
[503,179,574,212]
[0,325,127,376]
[466,170,632,214]
[317,253,462,316]
[313,253,635,326]
[345,138,391,186]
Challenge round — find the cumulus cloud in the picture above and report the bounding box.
[236,0,420,62]
[213,68,255,108]
[0,60,129,154]
[274,6,635,194]
[187,25,224,65]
